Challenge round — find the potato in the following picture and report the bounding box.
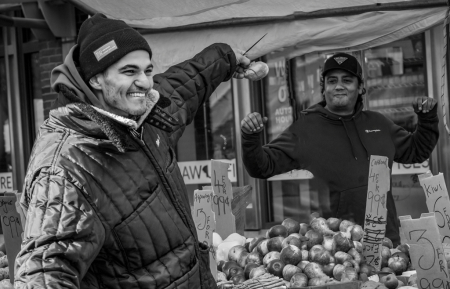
[0,279,13,289]
[0,267,9,281]
[244,61,269,81]
[0,255,7,268]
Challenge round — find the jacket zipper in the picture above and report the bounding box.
[130,126,145,145]
[130,126,201,255]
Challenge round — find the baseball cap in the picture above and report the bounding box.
[322,52,363,81]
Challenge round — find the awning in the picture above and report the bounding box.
[67,1,449,72]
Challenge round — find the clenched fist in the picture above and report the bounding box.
[241,112,268,134]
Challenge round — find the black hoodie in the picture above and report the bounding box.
[242,99,439,245]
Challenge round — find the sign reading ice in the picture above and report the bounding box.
[362,155,390,271]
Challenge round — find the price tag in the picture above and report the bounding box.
[193,189,217,280]
[0,193,24,283]
[400,213,450,289]
[211,160,236,239]
[362,155,390,271]
[418,172,450,244]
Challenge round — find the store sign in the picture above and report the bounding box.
[392,160,429,175]
[178,159,236,185]
[266,57,293,140]
[0,172,13,193]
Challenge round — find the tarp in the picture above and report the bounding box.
[69,0,448,73]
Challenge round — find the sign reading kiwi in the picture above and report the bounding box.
[211,160,236,239]
[362,155,390,271]
[399,213,450,289]
[418,172,450,244]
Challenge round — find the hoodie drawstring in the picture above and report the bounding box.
[340,118,358,160]
[352,118,370,160]
[339,117,370,161]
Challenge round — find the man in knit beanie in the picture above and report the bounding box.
[15,13,251,289]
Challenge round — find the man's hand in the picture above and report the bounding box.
[413,97,437,114]
[232,49,251,79]
[241,112,268,134]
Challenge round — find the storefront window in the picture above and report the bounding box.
[30,52,44,136]
[176,81,238,205]
[0,57,13,193]
[363,33,429,218]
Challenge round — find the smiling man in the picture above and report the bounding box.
[15,13,250,289]
[240,52,439,246]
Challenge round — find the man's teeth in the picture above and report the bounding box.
[128,93,145,97]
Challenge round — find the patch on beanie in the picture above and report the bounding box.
[334,56,348,65]
[94,40,118,61]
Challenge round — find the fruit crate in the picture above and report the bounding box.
[291,281,361,289]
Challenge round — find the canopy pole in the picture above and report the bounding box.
[136,0,447,33]
[441,4,450,136]
[0,14,49,30]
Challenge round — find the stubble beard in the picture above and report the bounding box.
[104,84,147,117]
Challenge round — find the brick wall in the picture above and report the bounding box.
[39,39,62,119]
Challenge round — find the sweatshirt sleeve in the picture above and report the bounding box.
[241,126,301,179]
[392,105,439,164]
[15,174,105,289]
[153,43,237,145]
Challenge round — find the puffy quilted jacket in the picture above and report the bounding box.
[15,43,237,288]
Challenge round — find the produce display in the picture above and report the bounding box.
[0,251,10,287]
[214,214,420,288]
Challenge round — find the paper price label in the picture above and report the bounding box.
[363,155,390,271]
[400,213,450,289]
[0,193,24,283]
[211,160,235,239]
[418,172,450,244]
[193,189,217,280]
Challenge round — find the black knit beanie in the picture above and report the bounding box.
[77,13,152,81]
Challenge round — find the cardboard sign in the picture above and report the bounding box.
[418,172,450,244]
[400,213,450,289]
[362,155,390,271]
[0,192,24,283]
[211,160,235,239]
[193,189,217,280]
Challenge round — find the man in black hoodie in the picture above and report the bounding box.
[15,13,250,289]
[241,52,438,246]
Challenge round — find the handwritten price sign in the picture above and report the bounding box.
[0,193,24,283]
[193,189,217,280]
[211,160,235,239]
[418,172,450,244]
[400,213,450,289]
[362,155,390,271]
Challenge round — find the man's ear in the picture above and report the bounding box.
[89,75,102,91]
[358,81,364,95]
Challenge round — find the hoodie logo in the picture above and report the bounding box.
[94,40,118,61]
[156,134,160,147]
[365,129,381,133]
[334,57,348,65]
